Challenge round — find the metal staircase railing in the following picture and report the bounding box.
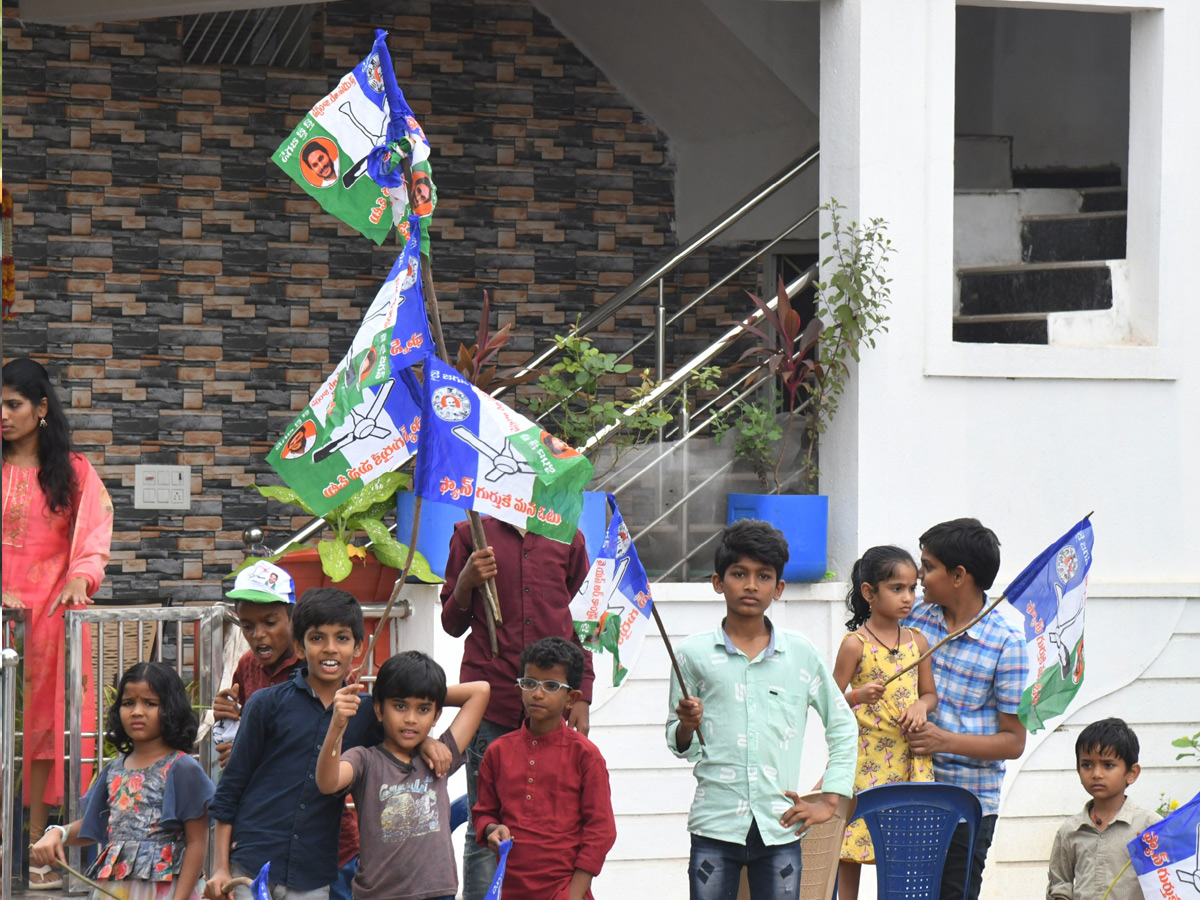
[250,145,823,575]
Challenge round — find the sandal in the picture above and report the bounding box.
[28,864,63,890]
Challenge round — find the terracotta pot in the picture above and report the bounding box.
[278,548,402,670]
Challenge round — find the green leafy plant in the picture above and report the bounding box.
[521,326,720,473]
[1156,730,1200,816]
[717,200,893,493]
[231,470,438,584]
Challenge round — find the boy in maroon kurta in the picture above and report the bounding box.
[473,637,617,900]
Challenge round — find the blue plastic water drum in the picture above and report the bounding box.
[397,491,610,581]
[725,493,829,582]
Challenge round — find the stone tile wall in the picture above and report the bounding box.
[2,0,759,602]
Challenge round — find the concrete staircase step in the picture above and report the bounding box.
[953,313,1048,344]
[1011,166,1123,189]
[955,134,1013,190]
[958,261,1113,316]
[1021,211,1126,263]
[1078,186,1128,213]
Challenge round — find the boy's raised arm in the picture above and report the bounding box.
[445,680,491,758]
[316,683,362,794]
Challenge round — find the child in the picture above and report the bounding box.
[832,545,938,900]
[903,517,1028,900]
[212,560,301,763]
[206,589,449,900]
[473,637,617,900]
[667,519,858,900]
[315,652,490,900]
[440,516,594,900]
[31,662,215,900]
[1047,718,1158,900]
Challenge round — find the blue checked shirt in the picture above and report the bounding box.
[666,620,858,845]
[904,599,1028,815]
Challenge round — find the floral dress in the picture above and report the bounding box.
[79,751,215,900]
[840,628,934,864]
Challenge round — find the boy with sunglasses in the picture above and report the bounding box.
[472,637,617,900]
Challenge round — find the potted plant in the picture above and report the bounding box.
[719,200,893,580]
[235,469,439,598]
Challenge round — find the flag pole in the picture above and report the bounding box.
[650,603,705,747]
[401,154,504,647]
[880,591,1008,687]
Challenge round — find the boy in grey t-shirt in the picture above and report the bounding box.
[316,652,490,900]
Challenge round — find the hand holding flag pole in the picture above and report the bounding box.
[880,591,1008,688]
[650,603,706,747]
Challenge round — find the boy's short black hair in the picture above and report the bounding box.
[107,661,198,755]
[519,637,584,690]
[292,587,364,644]
[919,517,1001,590]
[234,598,294,619]
[1076,717,1140,769]
[714,519,789,580]
[373,651,447,709]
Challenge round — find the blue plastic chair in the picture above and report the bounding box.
[849,782,982,900]
[450,793,471,832]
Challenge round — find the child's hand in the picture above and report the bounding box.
[486,823,512,854]
[203,867,233,900]
[419,737,453,777]
[212,684,241,721]
[676,696,703,730]
[330,683,362,730]
[29,828,66,868]
[896,698,928,732]
[460,547,498,591]
[780,791,836,835]
[853,681,885,706]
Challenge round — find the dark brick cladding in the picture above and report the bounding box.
[2,1,758,603]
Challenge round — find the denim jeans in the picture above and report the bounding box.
[462,718,515,900]
[939,814,997,900]
[327,855,356,900]
[689,820,804,900]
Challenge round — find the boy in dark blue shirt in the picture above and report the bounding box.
[206,588,450,900]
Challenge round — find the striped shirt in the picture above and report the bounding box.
[904,599,1028,815]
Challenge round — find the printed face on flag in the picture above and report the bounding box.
[266,217,433,516]
[272,31,429,246]
[570,494,653,688]
[1003,517,1094,732]
[415,357,593,543]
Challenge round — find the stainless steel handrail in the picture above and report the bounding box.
[2,644,18,898]
[501,145,819,386]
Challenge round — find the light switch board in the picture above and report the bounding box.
[134,464,192,510]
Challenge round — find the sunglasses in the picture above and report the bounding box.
[514,677,572,694]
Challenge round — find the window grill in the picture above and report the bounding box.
[182,3,321,69]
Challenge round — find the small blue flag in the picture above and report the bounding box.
[248,862,271,900]
[1127,789,1200,897]
[484,839,513,900]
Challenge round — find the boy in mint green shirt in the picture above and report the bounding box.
[667,519,857,900]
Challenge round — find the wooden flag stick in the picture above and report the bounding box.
[50,859,124,900]
[880,591,1008,687]
[401,154,503,645]
[650,603,705,747]
[361,495,427,672]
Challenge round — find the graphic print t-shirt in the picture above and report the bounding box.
[343,730,464,900]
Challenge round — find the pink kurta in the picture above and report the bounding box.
[2,453,112,805]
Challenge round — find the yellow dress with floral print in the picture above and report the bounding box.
[840,628,934,864]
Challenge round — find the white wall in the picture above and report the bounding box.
[400,581,1200,900]
[956,6,1131,178]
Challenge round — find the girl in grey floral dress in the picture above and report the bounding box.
[31,662,215,900]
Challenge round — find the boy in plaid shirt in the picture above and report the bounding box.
[904,518,1029,900]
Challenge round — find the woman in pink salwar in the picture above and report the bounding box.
[2,358,112,890]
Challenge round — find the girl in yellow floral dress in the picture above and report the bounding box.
[831,546,938,900]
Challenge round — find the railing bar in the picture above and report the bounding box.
[177,621,184,677]
[156,621,164,662]
[630,458,737,542]
[250,7,287,66]
[201,11,232,66]
[190,13,218,65]
[235,8,269,64]
[266,5,303,68]
[496,145,819,390]
[221,10,250,68]
[181,15,203,55]
[654,529,723,582]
